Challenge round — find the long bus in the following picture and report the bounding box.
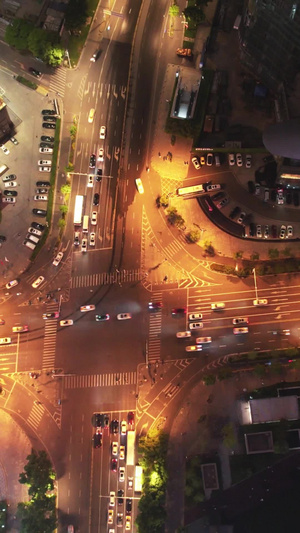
[126,430,135,466]
[177,184,205,197]
[74,195,84,225]
[135,465,143,493]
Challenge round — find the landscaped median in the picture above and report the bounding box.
[211,256,300,278]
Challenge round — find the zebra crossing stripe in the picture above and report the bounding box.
[64,372,137,389]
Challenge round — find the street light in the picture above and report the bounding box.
[253,268,258,300]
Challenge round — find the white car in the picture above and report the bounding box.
[80,305,96,312]
[6,279,18,289]
[135,178,144,194]
[38,160,52,166]
[189,313,203,321]
[100,125,106,139]
[211,302,225,310]
[233,327,249,335]
[0,145,9,155]
[109,491,115,506]
[108,509,114,525]
[117,313,132,320]
[236,153,243,167]
[88,108,95,123]
[32,275,45,288]
[237,212,246,224]
[81,238,87,252]
[119,467,125,482]
[39,166,51,172]
[279,224,286,239]
[189,322,203,330]
[112,442,118,456]
[60,320,73,327]
[277,189,284,205]
[253,298,268,306]
[191,156,201,169]
[232,317,249,325]
[121,420,127,435]
[87,175,93,188]
[125,516,131,531]
[196,336,212,344]
[206,184,221,191]
[256,224,262,238]
[34,195,48,201]
[89,232,95,246]
[176,331,191,338]
[2,197,16,203]
[91,211,97,225]
[287,225,293,238]
[28,227,42,236]
[53,251,63,266]
[245,154,252,168]
[228,153,235,166]
[39,147,53,154]
[119,445,125,460]
[0,337,11,344]
[186,345,202,352]
[206,153,213,166]
[98,148,104,162]
[4,181,17,188]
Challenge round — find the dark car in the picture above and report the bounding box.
[148,302,162,311]
[3,174,16,182]
[249,222,256,237]
[10,137,18,145]
[43,116,57,123]
[111,458,117,472]
[96,168,102,182]
[293,191,299,206]
[36,188,48,194]
[29,67,41,78]
[211,191,225,201]
[36,181,50,187]
[90,49,101,62]
[41,135,54,143]
[103,414,109,430]
[93,431,102,448]
[43,123,56,129]
[270,189,277,202]
[286,191,292,204]
[128,412,134,425]
[126,499,132,513]
[247,181,255,194]
[229,206,240,220]
[95,413,102,427]
[40,142,53,149]
[0,235,6,242]
[31,221,45,231]
[41,110,56,115]
[89,154,96,168]
[93,193,99,206]
[171,307,187,316]
[95,314,110,321]
[4,190,17,197]
[32,208,47,217]
[271,225,277,238]
[42,312,59,319]
[111,419,119,434]
[118,489,124,505]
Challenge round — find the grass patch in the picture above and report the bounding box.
[211,257,300,277]
[16,76,37,90]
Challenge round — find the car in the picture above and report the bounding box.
[196,336,212,344]
[67,526,74,533]
[53,252,63,266]
[277,189,284,205]
[96,168,102,181]
[80,305,95,312]
[119,446,125,460]
[171,307,186,315]
[0,144,9,155]
[247,181,255,194]
[10,137,18,145]
[255,183,260,195]
[128,477,133,490]
[89,154,96,168]
[206,153,213,166]
[271,225,277,238]
[41,135,54,143]
[293,191,299,206]
[34,195,48,201]
[212,191,225,202]
[228,153,235,166]
[176,331,191,338]
[31,221,45,231]
[108,509,114,524]
[191,156,201,169]
[206,184,221,192]
[109,491,115,506]
[42,110,56,116]
[217,197,229,209]
[233,317,249,325]
[249,222,256,237]
[279,224,286,239]
[88,108,95,123]
[4,190,17,197]
[40,142,53,149]
[2,174,17,183]
[36,188,48,194]
[93,431,102,448]
[264,225,269,238]
[91,211,97,225]
[89,232,95,246]
[286,191,292,205]
[112,442,118,456]
[245,154,252,168]
[93,193,99,206]
[148,301,162,311]
[186,345,202,352]
[117,513,123,527]
[126,499,132,514]
[4,181,17,188]
[264,187,270,202]
[85,175,93,190]
[90,49,100,62]
[72,232,80,247]
[98,148,104,162]
[233,327,249,334]
[121,420,127,435]
[200,156,205,166]
[237,212,246,224]
[95,313,110,321]
[2,197,16,204]
[119,467,125,482]
[135,178,144,194]
[256,224,262,238]
[211,302,225,310]
[111,458,117,472]
[100,125,106,139]
[0,236,6,242]
[253,298,268,306]
[59,320,73,327]
[6,279,18,289]
[32,207,47,217]
[43,116,56,123]
[81,238,87,252]
[273,329,290,336]
[117,313,132,320]
[43,312,59,319]
[42,123,56,129]
[29,67,41,77]
[111,419,119,434]
[125,515,131,531]
[12,325,28,333]
[0,338,11,345]
[39,167,51,173]
[38,159,52,166]
[32,275,45,288]
[229,206,241,220]
[287,225,293,237]
[189,322,203,330]
[128,412,134,425]
[236,153,243,167]
[189,313,203,321]
[103,413,109,430]
[36,181,50,187]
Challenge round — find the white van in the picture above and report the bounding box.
[82,215,89,233]
[26,234,39,244]
[215,154,220,167]
[233,15,241,30]
[0,164,8,177]
[24,240,36,250]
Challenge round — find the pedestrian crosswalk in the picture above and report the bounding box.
[27,402,45,430]
[42,303,59,370]
[64,371,137,389]
[70,269,143,289]
[48,65,67,97]
[147,292,162,363]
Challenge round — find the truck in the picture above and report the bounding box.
[176,48,193,59]
[135,465,143,493]
[126,430,135,466]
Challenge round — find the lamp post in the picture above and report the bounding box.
[253,268,258,301]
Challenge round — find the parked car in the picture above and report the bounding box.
[271,225,277,238]
[264,225,269,238]
[249,222,256,237]
[206,184,221,192]
[287,225,293,238]
[217,197,229,209]
[256,224,262,238]
[236,153,243,167]
[211,191,225,201]
[228,153,235,166]
[237,212,246,224]
[206,153,213,166]
[255,183,260,195]
[245,154,252,169]
[229,206,240,219]
[191,157,200,169]
[279,224,286,239]
[277,188,284,205]
[43,122,56,129]
[247,181,255,194]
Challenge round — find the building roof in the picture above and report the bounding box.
[249,396,299,424]
[263,119,300,159]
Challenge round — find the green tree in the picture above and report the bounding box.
[281,247,292,257]
[61,184,71,197]
[183,5,206,25]
[19,449,55,497]
[159,194,169,208]
[203,374,216,386]
[169,3,180,17]
[44,45,64,67]
[27,28,49,58]
[187,229,201,243]
[65,163,74,173]
[203,240,214,256]
[5,18,33,50]
[250,252,259,260]
[268,248,279,259]
[69,125,77,139]
[59,205,68,216]
[65,0,88,30]
[233,251,243,259]
[58,218,66,229]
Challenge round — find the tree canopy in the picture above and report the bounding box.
[65,0,88,30]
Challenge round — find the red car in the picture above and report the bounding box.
[128,412,134,425]
[171,307,187,316]
[148,302,162,311]
[111,458,117,472]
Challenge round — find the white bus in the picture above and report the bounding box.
[82,215,89,233]
[135,465,143,493]
[177,184,205,197]
[126,430,135,466]
[74,195,84,225]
